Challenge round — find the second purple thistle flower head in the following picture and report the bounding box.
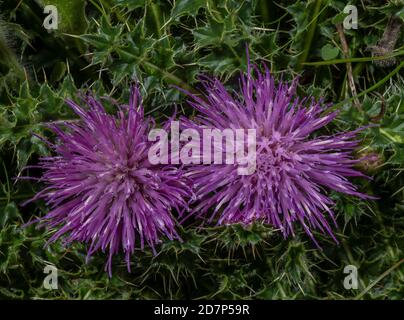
[180,58,374,245]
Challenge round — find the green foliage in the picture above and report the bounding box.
[0,0,403,299]
[37,0,88,34]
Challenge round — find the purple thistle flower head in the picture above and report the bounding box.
[180,60,373,244]
[28,86,190,275]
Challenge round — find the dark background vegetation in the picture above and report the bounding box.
[0,0,403,299]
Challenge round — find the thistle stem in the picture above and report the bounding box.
[336,23,361,111]
[150,2,163,38]
[355,258,404,300]
[332,60,404,110]
[302,50,404,66]
[295,0,323,71]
